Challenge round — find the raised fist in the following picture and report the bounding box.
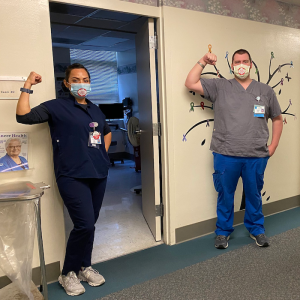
[202,53,217,65]
[26,72,42,86]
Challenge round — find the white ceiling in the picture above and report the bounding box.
[50,3,147,52]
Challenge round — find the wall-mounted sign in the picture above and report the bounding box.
[0,76,27,100]
[0,132,29,172]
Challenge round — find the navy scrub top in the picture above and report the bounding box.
[17,94,111,179]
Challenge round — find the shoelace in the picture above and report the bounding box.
[85,267,100,275]
[216,235,226,241]
[66,272,80,286]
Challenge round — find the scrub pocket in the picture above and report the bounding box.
[255,157,269,192]
[213,170,224,193]
[256,172,265,192]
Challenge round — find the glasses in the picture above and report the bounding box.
[8,145,21,149]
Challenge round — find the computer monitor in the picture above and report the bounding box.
[99,103,124,120]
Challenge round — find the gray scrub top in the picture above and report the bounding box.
[200,78,281,157]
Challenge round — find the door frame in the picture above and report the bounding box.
[49,0,171,245]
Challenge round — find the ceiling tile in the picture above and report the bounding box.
[51,24,69,37]
[49,2,97,17]
[52,43,116,52]
[50,12,82,25]
[77,18,127,30]
[52,38,85,45]
[109,39,136,51]
[115,39,136,47]
[81,36,128,47]
[113,46,136,52]
[102,31,136,40]
[50,3,144,52]
[91,10,140,22]
[54,26,108,41]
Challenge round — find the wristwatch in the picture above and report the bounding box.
[197,61,205,68]
[20,87,33,94]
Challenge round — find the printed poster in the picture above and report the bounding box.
[0,132,29,172]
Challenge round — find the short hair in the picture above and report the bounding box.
[232,49,252,63]
[62,63,91,92]
[5,138,22,149]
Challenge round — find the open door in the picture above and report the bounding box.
[135,18,162,241]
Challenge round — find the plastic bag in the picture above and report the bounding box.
[0,201,36,300]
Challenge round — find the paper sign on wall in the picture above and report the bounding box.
[0,76,27,100]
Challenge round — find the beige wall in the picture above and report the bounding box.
[0,0,65,277]
[162,6,300,244]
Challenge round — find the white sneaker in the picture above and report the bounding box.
[78,266,105,287]
[58,271,85,296]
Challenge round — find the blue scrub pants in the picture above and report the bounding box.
[56,176,107,275]
[213,153,269,237]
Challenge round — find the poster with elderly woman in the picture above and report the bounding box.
[0,133,29,172]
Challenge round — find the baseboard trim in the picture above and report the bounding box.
[175,195,300,244]
[0,261,60,289]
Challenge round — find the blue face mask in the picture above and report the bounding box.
[69,83,91,99]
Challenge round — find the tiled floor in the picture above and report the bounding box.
[64,160,163,264]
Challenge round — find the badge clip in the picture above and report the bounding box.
[88,121,101,147]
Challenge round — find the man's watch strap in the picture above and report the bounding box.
[20,87,33,94]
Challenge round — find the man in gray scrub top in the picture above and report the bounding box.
[185,49,283,249]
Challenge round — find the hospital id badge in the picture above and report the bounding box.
[254,105,265,118]
[88,131,101,148]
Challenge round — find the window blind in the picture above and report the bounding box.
[70,49,119,103]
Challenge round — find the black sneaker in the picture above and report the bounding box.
[215,235,230,249]
[250,233,269,247]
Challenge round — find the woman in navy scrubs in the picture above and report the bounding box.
[16,64,112,296]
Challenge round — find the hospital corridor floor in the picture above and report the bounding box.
[49,206,300,300]
[63,159,162,264]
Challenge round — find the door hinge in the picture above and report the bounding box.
[155,204,164,217]
[153,122,161,136]
[149,34,158,49]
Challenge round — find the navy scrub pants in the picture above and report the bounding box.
[56,176,107,275]
[213,153,269,237]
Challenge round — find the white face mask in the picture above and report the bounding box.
[233,64,250,79]
[68,83,91,99]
